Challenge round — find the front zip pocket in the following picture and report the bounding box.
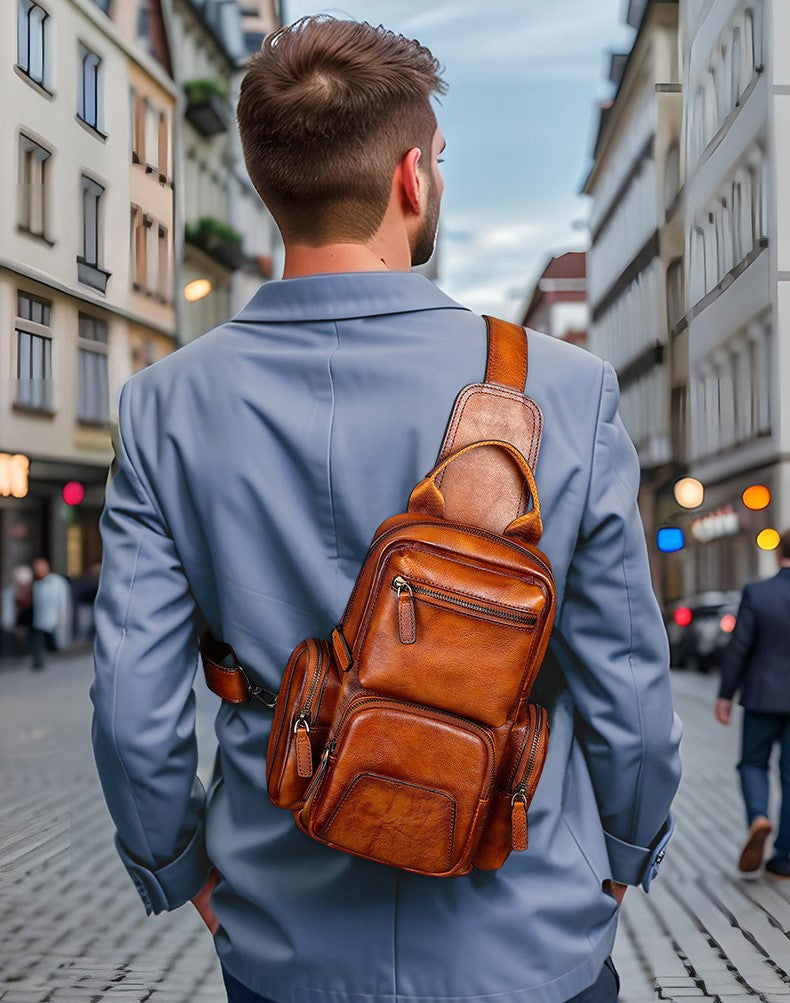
[356,547,548,728]
[300,695,496,875]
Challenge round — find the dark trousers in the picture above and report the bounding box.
[738,709,790,856]
[221,956,620,1002]
[28,627,56,669]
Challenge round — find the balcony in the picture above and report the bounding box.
[184,78,232,137]
[185,216,246,270]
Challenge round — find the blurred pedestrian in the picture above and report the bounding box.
[0,565,34,657]
[715,527,790,879]
[29,557,70,671]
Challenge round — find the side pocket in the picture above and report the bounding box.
[266,638,341,809]
[472,703,550,871]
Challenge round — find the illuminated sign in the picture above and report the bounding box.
[0,453,30,498]
[690,505,739,542]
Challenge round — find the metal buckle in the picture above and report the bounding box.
[241,671,277,709]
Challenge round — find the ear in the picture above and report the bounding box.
[398,146,424,216]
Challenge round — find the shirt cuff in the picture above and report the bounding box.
[603,812,675,892]
[114,821,213,915]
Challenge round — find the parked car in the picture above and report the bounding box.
[664,590,742,672]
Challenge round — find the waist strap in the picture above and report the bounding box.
[199,630,278,709]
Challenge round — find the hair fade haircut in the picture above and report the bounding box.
[236,15,447,244]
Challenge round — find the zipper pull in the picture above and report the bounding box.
[294,715,313,778]
[392,575,416,644]
[510,789,528,851]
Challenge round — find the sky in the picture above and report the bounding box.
[282,0,634,321]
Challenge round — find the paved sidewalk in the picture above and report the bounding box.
[0,652,788,1001]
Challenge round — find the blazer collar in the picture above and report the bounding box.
[231,270,470,323]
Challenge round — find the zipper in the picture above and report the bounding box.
[340,519,552,631]
[510,705,546,851]
[323,694,497,802]
[391,574,538,644]
[302,738,335,802]
[293,641,324,778]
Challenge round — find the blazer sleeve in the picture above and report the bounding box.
[717,586,756,701]
[89,375,212,915]
[552,360,683,887]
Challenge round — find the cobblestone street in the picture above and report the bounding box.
[0,652,788,1002]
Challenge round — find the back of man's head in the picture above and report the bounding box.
[237,15,446,245]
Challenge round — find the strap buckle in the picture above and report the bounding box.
[243,674,278,709]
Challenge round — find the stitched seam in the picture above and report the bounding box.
[621,494,645,843]
[328,323,341,607]
[109,536,157,863]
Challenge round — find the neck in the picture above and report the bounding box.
[282,237,413,279]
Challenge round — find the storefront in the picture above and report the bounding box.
[0,452,109,659]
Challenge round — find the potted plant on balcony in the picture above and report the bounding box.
[184,78,231,136]
[185,217,246,270]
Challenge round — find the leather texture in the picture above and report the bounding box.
[202,317,555,876]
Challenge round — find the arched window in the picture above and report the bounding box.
[703,70,718,143]
[730,27,742,104]
[744,8,756,74]
[748,151,768,245]
[691,224,706,304]
[734,167,753,258]
[704,212,719,291]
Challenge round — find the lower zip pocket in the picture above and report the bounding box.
[266,637,341,810]
[300,696,495,875]
[472,702,549,870]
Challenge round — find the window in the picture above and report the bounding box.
[17,0,48,89]
[131,89,145,163]
[730,27,742,104]
[78,44,102,132]
[78,175,110,292]
[131,204,146,286]
[18,133,51,238]
[704,213,718,291]
[81,175,103,267]
[717,197,734,275]
[666,258,684,332]
[703,71,717,144]
[664,143,681,214]
[157,224,169,299]
[690,225,706,304]
[143,98,158,172]
[15,291,53,411]
[77,314,109,423]
[157,110,168,179]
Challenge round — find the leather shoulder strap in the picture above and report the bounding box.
[482,315,528,391]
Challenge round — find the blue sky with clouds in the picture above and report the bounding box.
[283,1,633,320]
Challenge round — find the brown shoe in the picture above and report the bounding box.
[738,816,773,872]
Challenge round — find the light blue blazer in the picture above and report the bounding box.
[90,271,682,1003]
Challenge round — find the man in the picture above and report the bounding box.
[715,528,790,879]
[29,557,69,670]
[90,16,682,1003]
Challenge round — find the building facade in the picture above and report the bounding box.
[679,0,788,590]
[583,0,684,602]
[521,251,588,348]
[1,0,178,636]
[171,0,279,344]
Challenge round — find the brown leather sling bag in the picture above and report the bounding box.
[201,316,556,877]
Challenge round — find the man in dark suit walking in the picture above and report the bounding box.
[715,528,790,878]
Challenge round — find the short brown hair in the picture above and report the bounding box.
[779,528,790,559]
[236,15,446,243]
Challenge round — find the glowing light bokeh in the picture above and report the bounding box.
[756,528,780,550]
[674,477,704,508]
[657,527,684,552]
[184,278,213,302]
[742,484,771,510]
[63,481,85,506]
